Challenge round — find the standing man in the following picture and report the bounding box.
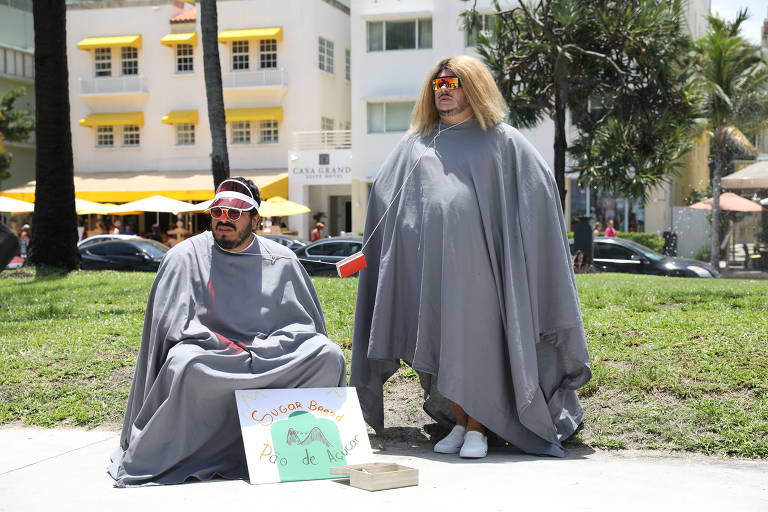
[351,56,591,458]
[109,177,345,487]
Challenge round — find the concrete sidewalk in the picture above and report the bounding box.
[1,428,766,512]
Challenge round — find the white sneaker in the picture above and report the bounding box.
[433,425,466,454]
[459,430,488,458]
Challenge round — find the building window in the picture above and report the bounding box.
[96,125,114,147]
[318,37,334,73]
[121,47,138,75]
[231,120,251,144]
[176,123,195,145]
[466,14,496,47]
[367,19,432,51]
[0,47,35,80]
[259,120,278,144]
[94,47,111,77]
[259,39,277,69]
[232,40,249,70]
[345,48,350,81]
[367,101,415,133]
[122,125,140,146]
[176,44,194,73]
[321,117,334,131]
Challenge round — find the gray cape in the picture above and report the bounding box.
[109,232,345,487]
[350,121,591,457]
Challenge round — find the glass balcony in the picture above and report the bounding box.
[78,75,147,95]
[222,68,287,89]
[291,130,351,150]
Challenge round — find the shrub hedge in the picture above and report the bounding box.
[566,231,665,253]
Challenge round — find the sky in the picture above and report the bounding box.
[710,0,765,45]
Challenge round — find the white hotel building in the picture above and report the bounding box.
[61,0,351,238]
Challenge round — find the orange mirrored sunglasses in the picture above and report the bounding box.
[432,76,462,90]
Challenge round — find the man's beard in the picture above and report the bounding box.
[213,221,252,250]
[437,97,470,117]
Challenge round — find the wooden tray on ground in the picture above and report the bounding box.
[330,462,418,491]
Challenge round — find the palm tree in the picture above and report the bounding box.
[28,0,79,270]
[471,0,697,210]
[693,10,768,270]
[200,0,230,188]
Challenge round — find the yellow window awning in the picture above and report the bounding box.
[80,112,144,127]
[225,107,283,123]
[77,35,142,50]
[161,110,199,124]
[160,32,198,46]
[0,170,288,203]
[218,27,283,43]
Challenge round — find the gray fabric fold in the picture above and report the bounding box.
[109,233,345,487]
[350,121,591,457]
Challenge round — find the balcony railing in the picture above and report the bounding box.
[292,130,351,150]
[79,75,147,95]
[222,68,287,89]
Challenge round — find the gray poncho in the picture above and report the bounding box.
[108,232,345,487]
[350,121,591,457]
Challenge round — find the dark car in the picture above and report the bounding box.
[80,239,169,271]
[570,237,719,278]
[293,236,363,276]
[260,234,307,251]
[77,234,140,249]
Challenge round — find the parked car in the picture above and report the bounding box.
[78,234,139,249]
[292,236,363,276]
[260,234,307,251]
[570,237,719,278]
[79,239,169,271]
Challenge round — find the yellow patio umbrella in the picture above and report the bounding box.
[0,196,34,213]
[257,196,311,217]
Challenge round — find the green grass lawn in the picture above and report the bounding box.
[0,269,766,458]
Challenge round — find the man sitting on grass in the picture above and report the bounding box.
[108,177,345,487]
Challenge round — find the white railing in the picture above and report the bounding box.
[222,68,287,89]
[292,130,351,150]
[78,75,147,95]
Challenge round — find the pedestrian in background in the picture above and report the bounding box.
[310,221,325,242]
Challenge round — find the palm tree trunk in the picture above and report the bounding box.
[709,150,722,271]
[553,81,568,211]
[200,0,229,188]
[28,0,79,270]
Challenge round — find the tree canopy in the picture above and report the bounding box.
[0,87,35,181]
[467,0,699,204]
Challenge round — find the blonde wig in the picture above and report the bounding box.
[410,55,509,136]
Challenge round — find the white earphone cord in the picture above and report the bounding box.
[360,119,467,252]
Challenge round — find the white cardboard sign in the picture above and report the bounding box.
[235,387,373,484]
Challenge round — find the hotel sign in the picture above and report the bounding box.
[289,149,352,186]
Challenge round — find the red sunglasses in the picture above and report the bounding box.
[432,76,461,90]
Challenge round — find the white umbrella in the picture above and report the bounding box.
[107,195,197,215]
[75,198,112,215]
[0,196,34,213]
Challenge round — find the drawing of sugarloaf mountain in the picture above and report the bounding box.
[270,410,347,482]
[286,427,332,447]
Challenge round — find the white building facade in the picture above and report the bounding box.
[65,0,350,236]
